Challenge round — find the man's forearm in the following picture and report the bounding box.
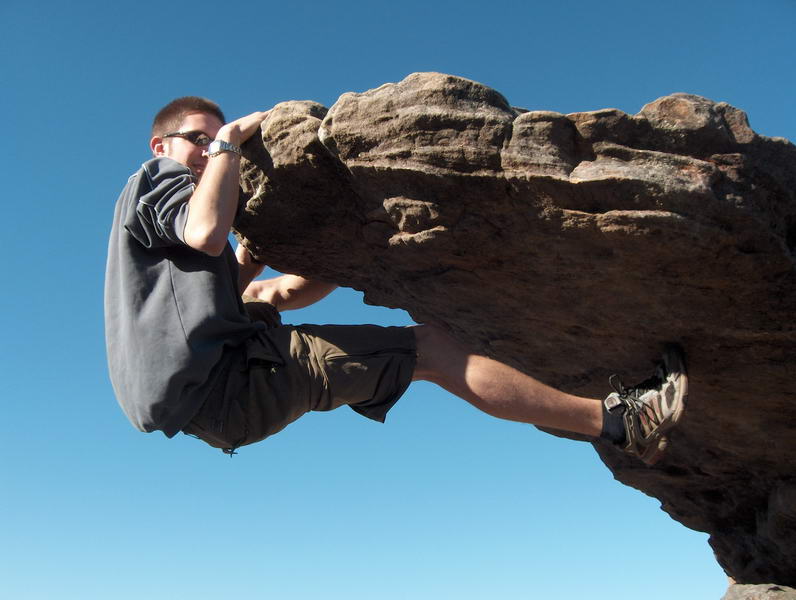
[278,278,337,311]
[183,152,241,255]
[236,244,266,294]
[182,111,268,256]
[244,275,337,311]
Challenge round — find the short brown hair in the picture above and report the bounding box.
[151,96,226,137]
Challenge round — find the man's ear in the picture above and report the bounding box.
[150,136,165,157]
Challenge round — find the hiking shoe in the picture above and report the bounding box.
[603,346,688,465]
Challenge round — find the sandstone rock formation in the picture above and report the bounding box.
[234,73,796,588]
[723,584,796,600]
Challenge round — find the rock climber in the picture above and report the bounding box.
[104,96,687,465]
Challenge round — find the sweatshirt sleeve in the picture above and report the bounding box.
[124,157,194,248]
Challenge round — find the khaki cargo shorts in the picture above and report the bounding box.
[184,316,417,453]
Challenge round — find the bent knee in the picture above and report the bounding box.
[411,324,466,382]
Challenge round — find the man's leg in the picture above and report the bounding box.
[411,324,688,465]
[411,324,603,437]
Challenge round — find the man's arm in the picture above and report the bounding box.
[183,111,268,256]
[236,243,266,294]
[244,275,338,312]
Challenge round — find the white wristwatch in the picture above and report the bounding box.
[207,139,242,157]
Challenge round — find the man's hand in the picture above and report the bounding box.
[236,243,266,294]
[214,111,270,147]
[183,110,269,256]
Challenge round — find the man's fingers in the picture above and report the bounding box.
[218,110,270,145]
[234,111,269,142]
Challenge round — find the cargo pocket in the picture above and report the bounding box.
[322,348,416,421]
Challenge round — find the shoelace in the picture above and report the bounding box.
[609,371,665,435]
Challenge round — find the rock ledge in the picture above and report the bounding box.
[236,73,796,585]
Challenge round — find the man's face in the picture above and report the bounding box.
[151,112,223,179]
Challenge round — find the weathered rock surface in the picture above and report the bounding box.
[235,73,796,586]
[723,584,796,600]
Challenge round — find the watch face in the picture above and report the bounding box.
[208,140,223,156]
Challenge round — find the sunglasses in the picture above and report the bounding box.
[162,130,213,147]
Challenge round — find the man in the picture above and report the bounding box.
[105,96,687,465]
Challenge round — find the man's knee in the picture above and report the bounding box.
[412,324,466,382]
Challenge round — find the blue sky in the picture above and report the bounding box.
[2,1,793,598]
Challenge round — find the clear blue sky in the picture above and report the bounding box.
[2,1,793,598]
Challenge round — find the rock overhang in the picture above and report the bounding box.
[235,72,796,586]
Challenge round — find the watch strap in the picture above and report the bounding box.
[207,139,242,157]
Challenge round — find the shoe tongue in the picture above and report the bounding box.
[633,374,662,394]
